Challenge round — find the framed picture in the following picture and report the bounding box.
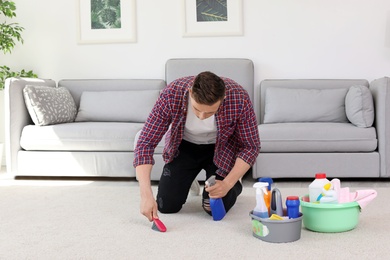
[77,0,137,44]
[182,0,243,37]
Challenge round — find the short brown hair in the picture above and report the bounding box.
[191,71,225,105]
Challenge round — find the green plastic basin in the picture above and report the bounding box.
[300,195,360,233]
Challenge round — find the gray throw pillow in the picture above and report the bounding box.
[23,85,77,126]
[345,85,375,127]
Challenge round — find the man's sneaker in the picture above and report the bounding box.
[190,180,200,196]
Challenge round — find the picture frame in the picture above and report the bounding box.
[182,0,243,37]
[77,0,137,44]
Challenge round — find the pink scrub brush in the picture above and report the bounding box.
[152,218,167,232]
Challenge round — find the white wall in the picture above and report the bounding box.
[1,0,389,83]
[1,0,390,164]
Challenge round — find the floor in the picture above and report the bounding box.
[1,166,389,188]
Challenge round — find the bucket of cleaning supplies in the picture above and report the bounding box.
[300,195,360,233]
[249,211,303,243]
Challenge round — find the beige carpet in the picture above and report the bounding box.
[0,176,389,260]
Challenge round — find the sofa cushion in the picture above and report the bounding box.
[345,85,374,127]
[20,122,144,151]
[258,122,377,152]
[263,88,348,123]
[75,90,160,122]
[23,85,77,126]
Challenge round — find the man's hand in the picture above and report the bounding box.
[205,158,250,199]
[140,193,159,222]
[205,180,231,199]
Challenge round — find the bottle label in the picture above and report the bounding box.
[252,220,270,237]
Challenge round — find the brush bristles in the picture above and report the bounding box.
[152,222,160,232]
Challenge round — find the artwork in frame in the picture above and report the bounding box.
[182,0,243,37]
[77,0,137,44]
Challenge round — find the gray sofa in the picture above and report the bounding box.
[254,77,390,179]
[4,58,390,180]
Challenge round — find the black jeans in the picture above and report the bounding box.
[156,139,243,214]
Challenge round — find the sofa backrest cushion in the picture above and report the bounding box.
[264,87,348,123]
[23,85,77,126]
[165,58,255,106]
[258,79,370,124]
[75,90,160,122]
[345,85,375,127]
[58,79,166,107]
[166,59,253,96]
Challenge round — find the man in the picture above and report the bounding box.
[134,71,260,222]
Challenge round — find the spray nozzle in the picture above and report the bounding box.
[253,182,269,195]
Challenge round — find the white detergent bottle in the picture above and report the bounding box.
[309,173,330,202]
[253,182,269,218]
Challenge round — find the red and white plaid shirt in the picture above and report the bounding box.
[133,76,261,177]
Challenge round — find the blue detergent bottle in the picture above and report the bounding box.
[286,196,300,219]
[253,182,269,218]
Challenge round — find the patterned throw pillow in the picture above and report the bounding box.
[23,85,77,126]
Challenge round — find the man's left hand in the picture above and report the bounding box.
[205,180,231,198]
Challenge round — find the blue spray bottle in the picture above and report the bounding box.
[253,182,269,218]
[206,176,226,221]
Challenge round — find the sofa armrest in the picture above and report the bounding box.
[4,77,56,174]
[370,77,390,177]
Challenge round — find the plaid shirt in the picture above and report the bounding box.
[133,76,261,177]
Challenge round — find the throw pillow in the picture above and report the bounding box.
[345,85,375,127]
[263,87,348,123]
[23,85,77,126]
[75,90,160,122]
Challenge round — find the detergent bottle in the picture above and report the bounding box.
[309,173,330,202]
[286,196,300,219]
[253,182,269,218]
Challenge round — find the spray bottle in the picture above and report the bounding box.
[258,177,273,215]
[253,182,269,218]
[206,176,226,221]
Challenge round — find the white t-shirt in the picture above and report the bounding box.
[183,98,217,144]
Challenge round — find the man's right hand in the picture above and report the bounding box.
[140,193,159,221]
